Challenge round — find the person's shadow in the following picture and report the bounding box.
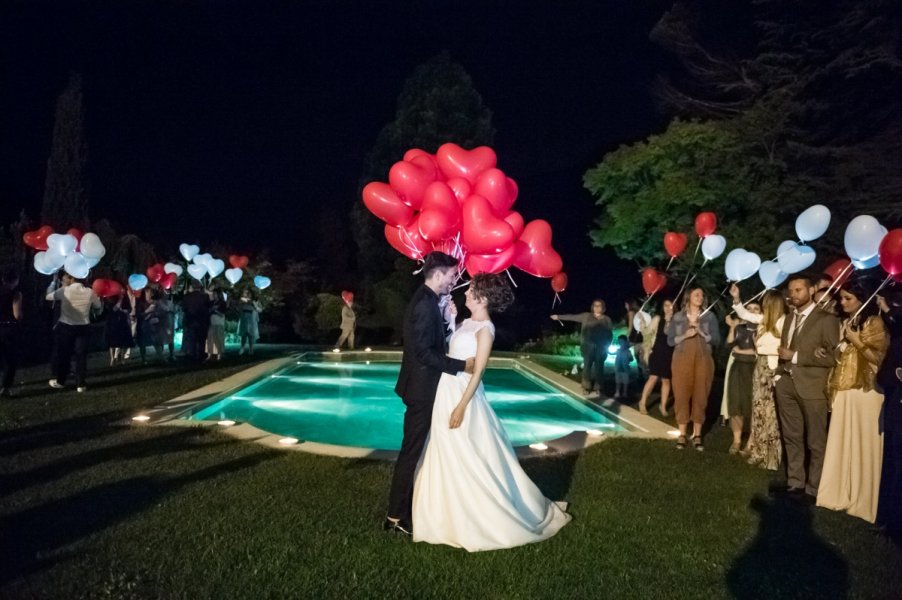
[727,494,849,599]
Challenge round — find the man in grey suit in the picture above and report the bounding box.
[775,274,840,502]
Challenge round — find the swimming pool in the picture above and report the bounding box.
[186,360,623,450]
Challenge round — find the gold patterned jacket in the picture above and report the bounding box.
[829,315,888,395]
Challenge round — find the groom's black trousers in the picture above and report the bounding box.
[388,400,433,526]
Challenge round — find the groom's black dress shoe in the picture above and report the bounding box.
[383,518,412,536]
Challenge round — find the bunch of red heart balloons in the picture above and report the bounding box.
[362,143,566,291]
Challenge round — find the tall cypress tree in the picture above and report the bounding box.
[41,72,90,231]
[350,52,495,281]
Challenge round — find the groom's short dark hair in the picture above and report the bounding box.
[422,252,458,280]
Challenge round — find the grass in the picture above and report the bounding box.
[1,349,901,599]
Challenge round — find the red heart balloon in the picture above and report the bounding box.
[641,268,667,295]
[160,272,177,290]
[91,279,109,297]
[341,290,354,305]
[388,159,436,210]
[436,143,497,183]
[403,148,437,169]
[418,182,461,242]
[362,182,414,227]
[503,211,525,240]
[465,244,517,275]
[23,225,54,251]
[461,195,516,255]
[512,220,563,278]
[474,168,515,215]
[146,263,165,283]
[506,178,519,205]
[446,177,472,205]
[229,255,249,269]
[695,212,717,238]
[384,217,430,260]
[551,272,568,293]
[664,232,688,258]
[823,258,852,287]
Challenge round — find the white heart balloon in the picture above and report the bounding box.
[85,255,101,268]
[64,253,90,279]
[701,234,727,261]
[33,252,58,275]
[79,233,106,260]
[44,248,67,270]
[179,243,200,262]
[225,268,243,285]
[187,263,207,280]
[207,258,225,278]
[193,252,213,267]
[164,262,184,276]
[47,233,78,257]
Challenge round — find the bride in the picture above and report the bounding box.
[412,273,571,551]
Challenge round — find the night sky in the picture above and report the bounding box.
[1,1,675,323]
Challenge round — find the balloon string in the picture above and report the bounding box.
[675,272,697,304]
[551,292,561,311]
[743,288,767,306]
[850,274,893,321]
[693,237,702,260]
[638,291,656,315]
[398,227,425,261]
[504,268,518,288]
[699,299,720,318]
[665,256,675,272]
[817,261,855,307]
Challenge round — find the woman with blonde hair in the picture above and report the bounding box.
[730,286,786,469]
[668,287,720,450]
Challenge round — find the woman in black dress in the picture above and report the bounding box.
[639,298,675,415]
[105,292,133,366]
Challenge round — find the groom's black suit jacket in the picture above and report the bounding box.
[395,284,466,407]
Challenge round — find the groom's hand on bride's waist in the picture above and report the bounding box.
[464,358,475,374]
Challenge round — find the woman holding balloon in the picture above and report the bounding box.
[638,298,675,415]
[730,285,787,470]
[817,279,888,523]
[668,287,720,450]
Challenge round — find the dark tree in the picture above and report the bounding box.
[350,51,495,282]
[41,72,90,231]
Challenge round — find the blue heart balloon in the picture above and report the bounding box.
[128,274,148,291]
[254,275,271,290]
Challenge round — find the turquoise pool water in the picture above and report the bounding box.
[188,361,622,450]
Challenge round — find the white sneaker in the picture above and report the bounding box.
[48,379,64,389]
[77,387,87,393]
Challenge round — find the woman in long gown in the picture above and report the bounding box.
[412,273,571,552]
[817,280,888,523]
[729,286,785,470]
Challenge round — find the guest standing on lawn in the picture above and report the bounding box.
[668,287,720,451]
[105,292,133,366]
[725,303,760,454]
[0,270,23,397]
[613,334,633,400]
[638,298,674,415]
[817,280,888,522]
[46,272,101,392]
[730,286,787,471]
[206,288,227,360]
[551,299,613,396]
[182,282,211,363]
[237,292,261,356]
[876,291,902,541]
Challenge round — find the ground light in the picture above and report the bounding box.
[364,347,372,352]
[529,442,548,451]
[131,415,150,422]
[586,429,604,437]
[218,420,236,427]
[278,437,299,445]
[667,430,681,437]
[332,348,340,353]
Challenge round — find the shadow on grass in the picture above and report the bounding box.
[0,450,281,587]
[0,427,240,498]
[0,410,126,457]
[726,494,848,600]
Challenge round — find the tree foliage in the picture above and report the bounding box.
[41,72,90,231]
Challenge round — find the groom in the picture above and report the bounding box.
[385,252,474,535]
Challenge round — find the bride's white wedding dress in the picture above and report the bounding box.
[411,318,571,552]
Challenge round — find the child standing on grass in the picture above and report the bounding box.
[614,334,633,400]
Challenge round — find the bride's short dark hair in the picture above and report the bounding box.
[470,273,514,313]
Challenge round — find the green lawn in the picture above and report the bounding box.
[1,350,900,599]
